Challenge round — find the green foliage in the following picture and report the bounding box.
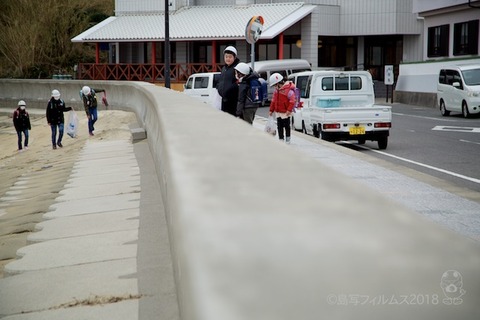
[0,0,114,78]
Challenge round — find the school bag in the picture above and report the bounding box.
[79,89,98,107]
[290,86,303,112]
[248,78,268,104]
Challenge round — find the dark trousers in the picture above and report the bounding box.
[276,117,291,140]
[16,129,29,150]
[221,100,237,116]
[50,123,64,146]
[242,108,257,124]
[88,107,98,133]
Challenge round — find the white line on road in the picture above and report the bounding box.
[432,125,480,133]
[350,143,480,185]
[460,139,480,146]
[392,112,457,122]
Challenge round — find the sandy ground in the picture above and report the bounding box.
[0,107,137,278]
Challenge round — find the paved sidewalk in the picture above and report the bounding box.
[253,117,480,242]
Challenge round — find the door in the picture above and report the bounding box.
[449,70,464,111]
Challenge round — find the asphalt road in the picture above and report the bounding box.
[256,104,480,195]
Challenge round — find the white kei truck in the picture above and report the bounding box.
[289,70,392,149]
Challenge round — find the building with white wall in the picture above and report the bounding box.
[72,0,424,92]
[72,0,479,103]
[395,0,480,106]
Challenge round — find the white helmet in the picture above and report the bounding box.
[269,73,283,87]
[51,89,61,99]
[82,86,91,96]
[18,100,26,106]
[224,46,237,56]
[234,62,250,76]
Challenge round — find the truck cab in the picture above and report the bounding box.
[183,72,221,108]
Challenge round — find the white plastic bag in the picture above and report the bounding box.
[211,89,222,110]
[66,110,79,138]
[264,116,277,136]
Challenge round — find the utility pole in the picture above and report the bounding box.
[164,0,171,88]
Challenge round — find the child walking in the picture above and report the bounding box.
[12,100,31,152]
[268,73,296,144]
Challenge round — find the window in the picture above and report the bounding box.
[318,36,357,69]
[194,77,209,89]
[322,77,333,91]
[427,25,449,57]
[321,75,362,91]
[350,77,362,90]
[446,70,463,89]
[296,76,311,98]
[185,77,193,89]
[453,20,479,56]
[335,77,349,90]
[439,69,447,84]
[461,68,480,86]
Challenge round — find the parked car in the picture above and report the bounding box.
[251,59,311,102]
[437,65,480,118]
[183,72,221,108]
[183,59,312,107]
[288,70,392,149]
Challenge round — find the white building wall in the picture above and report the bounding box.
[413,0,475,13]
[339,0,397,35]
[402,34,424,62]
[115,0,165,15]
[395,0,423,34]
[301,13,318,69]
[338,0,422,35]
[422,9,480,60]
[317,5,341,35]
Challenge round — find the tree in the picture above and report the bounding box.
[0,0,113,78]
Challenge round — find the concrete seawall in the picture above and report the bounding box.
[1,79,480,319]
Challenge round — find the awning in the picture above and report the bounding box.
[72,2,316,43]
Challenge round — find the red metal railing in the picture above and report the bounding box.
[78,63,223,83]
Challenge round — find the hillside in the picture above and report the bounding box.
[0,0,114,79]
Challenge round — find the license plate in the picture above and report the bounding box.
[349,126,365,135]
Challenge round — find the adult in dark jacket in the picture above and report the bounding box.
[216,46,240,116]
[12,100,31,151]
[234,62,262,124]
[46,89,72,149]
[81,85,105,136]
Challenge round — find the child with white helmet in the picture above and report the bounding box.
[80,85,106,136]
[268,73,296,144]
[234,62,263,124]
[46,89,72,149]
[12,100,31,151]
[216,46,240,116]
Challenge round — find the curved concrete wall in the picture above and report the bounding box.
[1,80,480,319]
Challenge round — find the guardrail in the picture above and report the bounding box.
[1,79,479,319]
[77,63,223,82]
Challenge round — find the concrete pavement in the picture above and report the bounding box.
[253,116,480,242]
[0,138,179,319]
[1,110,480,319]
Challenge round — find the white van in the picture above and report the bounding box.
[183,72,221,107]
[437,65,480,118]
[252,59,311,101]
